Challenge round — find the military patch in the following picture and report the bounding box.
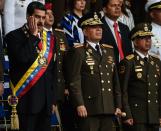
[135,68,143,72]
[137,72,142,78]
[119,65,125,74]
[140,61,144,66]
[150,61,154,65]
[59,39,66,51]
[126,54,134,60]
[88,49,93,54]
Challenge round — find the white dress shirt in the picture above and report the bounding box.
[149,22,161,59]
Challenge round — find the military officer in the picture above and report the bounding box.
[65,12,122,131]
[145,0,161,59]
[119,23,161,131]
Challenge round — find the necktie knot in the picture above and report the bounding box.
[144,57,148,62]
[95,44,101,55]
[113,22,118,29]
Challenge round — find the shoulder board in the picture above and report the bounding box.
[126,54,134,60]
[74,44,84,48]
[149,54,160,60]
[54,28,64,33]
[102,44,113,48]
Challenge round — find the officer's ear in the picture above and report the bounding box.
[103,7,107,14]
[133,39,139,48]
[83,28,88,37]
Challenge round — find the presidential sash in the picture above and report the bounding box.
[10,30,54,98]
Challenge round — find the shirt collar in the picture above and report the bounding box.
[87,40,99,50]
[135,50,149,59]
[43,27,53,32]
[104,16,118,28]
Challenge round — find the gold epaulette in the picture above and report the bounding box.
[54,28,64,33]
[149,54,160,60]
[74,44,84,48]
[126,54,134,60]
[102,44,113,48]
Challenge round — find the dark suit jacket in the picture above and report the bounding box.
[5,25,56,114]
[65,43,121,116]
[119,52,161,124]
[101,17,133,65]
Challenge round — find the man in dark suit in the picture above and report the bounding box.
[119,23,161,131]
[65,12,122,131]
[101,0,133,65]
[4,2,56,131]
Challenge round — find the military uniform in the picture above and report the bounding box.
[66,43,121,131]
[53,28,69,102]
[119,23,161,131]
[65,12,122,131]
[145,0,161,59]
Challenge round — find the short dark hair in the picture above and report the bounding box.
[68,0,86,12]
[102,0,110,7]
[27,1,46,16]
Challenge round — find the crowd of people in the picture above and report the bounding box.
[0,0,161,131]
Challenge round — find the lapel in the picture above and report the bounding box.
[134,51,145,67]
[102,18,118,49]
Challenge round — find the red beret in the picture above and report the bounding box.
[45,3,53,10]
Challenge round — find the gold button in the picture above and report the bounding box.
[134,104,138,107]
[148,91,151,95]
[108,80,110,83]
[107,73,109,76]
[106,65,108,68]
[148,100,150,103]
[99,65,101,68]
[108,88,111,91]
[101,80,104,83]
[148,83,151,86]
[156,83,158,86]
[88,96,91,99]
[102,88,105,91]
[100,72,103,75]
[156,100,158,103]
[155,75,157,78]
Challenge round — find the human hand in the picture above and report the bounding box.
[77,105,87,118]
[123,118,134,126]
[115,108,122,116]
[28,16,38,36]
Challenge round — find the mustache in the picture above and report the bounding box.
[37,23,43,26]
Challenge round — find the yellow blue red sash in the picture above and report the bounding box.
[11,31,54,98]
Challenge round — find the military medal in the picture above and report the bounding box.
[150,61,154,65]
[137,72,142,78]
[140,61,144,66]
[86,51,95,74]
[103,49,107,54]
[38,56,48,67]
